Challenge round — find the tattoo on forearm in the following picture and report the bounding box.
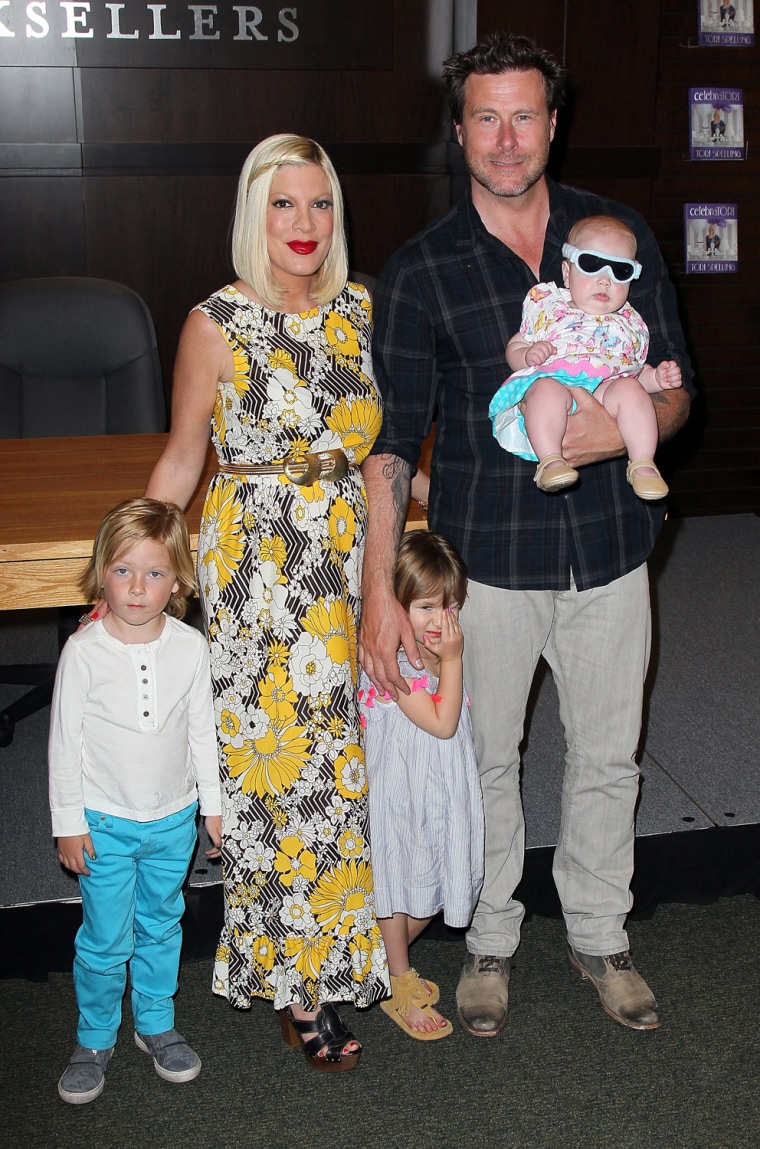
[380,454,412,528]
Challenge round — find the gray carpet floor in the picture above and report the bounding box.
[2,515,759,1145]
[3,896,759,1149]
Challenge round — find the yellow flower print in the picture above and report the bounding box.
[297,480,327,505]
[334,743,368,800]
[310,859,374,934]
[199,479,245,592]
[325,396,382,464]
[264,795,289,830]
[301,596,356,668]
[259,535,287,569]
[324,311,361,358]
[338,828,365,859]
[252,934,276,971]
[274,835,318,887]
[268,348,298,375]
[212,338,251,444]
[226,720,311,796]
[259,665,298,724]
[328,497,356,554]
[283,936,334,981]
[349,933,374,982]
[218,708,240,741]
[215,941,230,963]
[288,434,311,456]
[267,639,290,667]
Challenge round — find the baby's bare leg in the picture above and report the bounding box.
[523,376,575,462]
[596,377,659,472]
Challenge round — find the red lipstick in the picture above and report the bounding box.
[287,241,318,255]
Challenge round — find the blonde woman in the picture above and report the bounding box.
[146,134,389,1070]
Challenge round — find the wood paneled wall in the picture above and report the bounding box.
[0,2,453,389]
[1,1,757,514]
[478,0,759,516]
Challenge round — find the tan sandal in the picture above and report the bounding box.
[534,454,579,492]
[626,458,668,501]
[379,969,452,1041]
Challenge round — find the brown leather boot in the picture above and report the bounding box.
[456,953,511,1037]
[569,948,661,1030]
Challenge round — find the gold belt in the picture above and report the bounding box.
[219,448,352,486]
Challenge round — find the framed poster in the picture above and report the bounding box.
[698,0,754,45]
[690,88,745,159]
[684,204,738,272]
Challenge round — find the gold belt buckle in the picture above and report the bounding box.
[316,450,349,482]
[283,451,348,486]
[283,455,319,485]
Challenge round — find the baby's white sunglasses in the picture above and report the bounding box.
[562,243,642,284]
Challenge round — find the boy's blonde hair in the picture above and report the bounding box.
[394,531,468,613]
[80,498,196,619]
[231,133,348,310]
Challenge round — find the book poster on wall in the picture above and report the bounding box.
[698,0,755,45]
[684,204,738,273]
[690,89,745,159]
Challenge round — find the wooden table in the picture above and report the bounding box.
[0,434,426,610]
[0,434,217,610]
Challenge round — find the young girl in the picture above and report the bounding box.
[489,215,683,499]
[359,532,484,1040]
[49,498,222,1104]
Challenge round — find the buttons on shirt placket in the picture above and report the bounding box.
[134,647,158,730]
[141,662,149,717]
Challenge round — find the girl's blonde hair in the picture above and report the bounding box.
[394,532,468,613]
[567,214,638,256]
[80,498,196,619]
[231,133,348,310]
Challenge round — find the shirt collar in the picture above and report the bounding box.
[454,176,567,272]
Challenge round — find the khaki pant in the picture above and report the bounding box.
[461,564,651,957]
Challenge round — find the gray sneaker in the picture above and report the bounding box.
[58,1044,114,1104]
[456,952,511,1037]
[134,1028,202,1082]
[569,947,661,1030]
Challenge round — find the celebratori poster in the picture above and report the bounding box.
[684,204,738,273]
[690,89,745,159]
[698,0,755,45]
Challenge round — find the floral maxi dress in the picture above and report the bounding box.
[197,283,389,1010]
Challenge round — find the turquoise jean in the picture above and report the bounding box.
[74,802,198,1049]
[461,565,650,958]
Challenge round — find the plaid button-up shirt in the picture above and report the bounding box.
[371,179,694,591]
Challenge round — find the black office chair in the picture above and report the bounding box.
[0,277,167,745]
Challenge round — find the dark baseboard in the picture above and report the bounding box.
[4,824,758,981]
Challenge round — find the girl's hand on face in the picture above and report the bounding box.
[430,606,464,662]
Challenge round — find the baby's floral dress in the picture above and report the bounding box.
[196,282,389,1010]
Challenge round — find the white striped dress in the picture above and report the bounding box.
[359,653,484,927]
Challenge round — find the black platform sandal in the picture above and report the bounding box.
[279,1003,361,1073]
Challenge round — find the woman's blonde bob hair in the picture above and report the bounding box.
[80,498,197,619]
[231,133,348,309]
[394,531,468,614]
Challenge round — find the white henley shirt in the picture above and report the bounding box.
[48,615,221,838]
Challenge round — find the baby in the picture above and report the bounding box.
[489,215,682,499]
